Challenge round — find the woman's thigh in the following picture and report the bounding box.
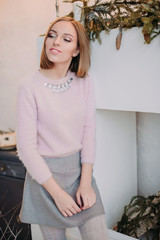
[39,225,66,240]
[78,215,108,240]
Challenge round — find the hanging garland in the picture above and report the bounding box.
[64,0,160,49]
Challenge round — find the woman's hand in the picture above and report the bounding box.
[42,176,81,217]
[76,184,96,211]
[53,189,82,217]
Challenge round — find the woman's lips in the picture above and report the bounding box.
[50,48,62,54]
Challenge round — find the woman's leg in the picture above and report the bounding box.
[78,215,108,240]
[39,225,66,240]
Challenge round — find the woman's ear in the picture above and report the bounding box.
[73,48,80,57]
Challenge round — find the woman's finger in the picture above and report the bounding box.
[81,196,89,210]
[88,197,93,208]
[65,209,73,217]
[73,202,82,212]
[61,210,68,217]
[70,206,77,215]
[76,192,82,208]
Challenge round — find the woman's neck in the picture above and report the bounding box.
[40,64,70,80]
[51,65,69,79]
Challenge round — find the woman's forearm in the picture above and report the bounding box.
[42,176,62,198]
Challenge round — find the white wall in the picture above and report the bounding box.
[90,28,160,113]
[95,110,137,227]
[0,0,72,131]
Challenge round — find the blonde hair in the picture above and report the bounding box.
[40,17,90,78]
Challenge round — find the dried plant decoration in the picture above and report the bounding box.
[116,27,122,50]
[116,191,160,240]
[64,0,160,45]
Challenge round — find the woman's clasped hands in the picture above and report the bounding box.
[53,184,96,218]
[42,163,96,218]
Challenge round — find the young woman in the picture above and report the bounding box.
[16,16,108,240]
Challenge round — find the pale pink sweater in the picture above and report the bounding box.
[16,70,96,184]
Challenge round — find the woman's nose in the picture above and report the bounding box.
[54,36,61,46]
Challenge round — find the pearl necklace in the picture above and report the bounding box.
[43,77,73,93]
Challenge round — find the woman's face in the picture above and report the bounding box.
[45,21,79,67]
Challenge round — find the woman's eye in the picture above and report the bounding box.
[64,38,71,42]
[48,33,57,38]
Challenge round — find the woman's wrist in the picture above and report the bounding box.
[80,163,93,186]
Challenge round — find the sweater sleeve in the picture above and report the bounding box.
[81,76,96,164]
[16,83,52,184]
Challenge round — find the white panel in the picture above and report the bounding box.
[90,28,160,113]
[94,110,137,227]
[137,112,160,197]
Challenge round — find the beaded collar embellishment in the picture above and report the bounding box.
[43,77,73,93]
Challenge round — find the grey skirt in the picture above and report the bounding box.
[19,151,105,228]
